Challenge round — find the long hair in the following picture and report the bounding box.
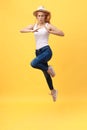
[45,13,51,23]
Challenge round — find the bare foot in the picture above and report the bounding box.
[50,89,58,102]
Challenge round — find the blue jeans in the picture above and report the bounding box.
[30,45,54,90]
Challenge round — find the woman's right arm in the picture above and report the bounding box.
[20,24,34,33]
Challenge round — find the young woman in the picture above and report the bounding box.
[20,6,64,102]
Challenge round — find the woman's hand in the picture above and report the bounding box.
[20,24,40,33]
[30,27,40,33]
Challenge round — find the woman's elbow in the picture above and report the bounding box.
[58,31,65,36]
[20,29,24,33]
[61,32,65,36]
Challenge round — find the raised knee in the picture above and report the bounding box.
[30,60,37,68]
[30,61,34,68]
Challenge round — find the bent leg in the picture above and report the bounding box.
[30,57,48,71]
[30,47,52,71]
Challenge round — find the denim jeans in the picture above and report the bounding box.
[30,45,54,90]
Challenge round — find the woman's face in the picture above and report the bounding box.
[36,12,46,24]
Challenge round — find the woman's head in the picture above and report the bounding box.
[33,6,51,23]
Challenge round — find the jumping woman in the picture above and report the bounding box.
[20,6,64,102]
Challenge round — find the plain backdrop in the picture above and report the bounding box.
[0,0,87,130]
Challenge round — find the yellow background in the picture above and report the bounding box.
[0,0,87,130]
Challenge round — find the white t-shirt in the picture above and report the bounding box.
[34,23,49,50]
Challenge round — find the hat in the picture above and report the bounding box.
[33,6,51,16]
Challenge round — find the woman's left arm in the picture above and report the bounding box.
[45,24,64,36]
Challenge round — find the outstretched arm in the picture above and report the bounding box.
[20,24,40,33]
[45,24,64,36]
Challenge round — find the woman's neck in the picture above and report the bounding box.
[37,22,45,26]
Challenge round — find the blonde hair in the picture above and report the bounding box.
[35,11,51,23]
[45,13,51,23]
